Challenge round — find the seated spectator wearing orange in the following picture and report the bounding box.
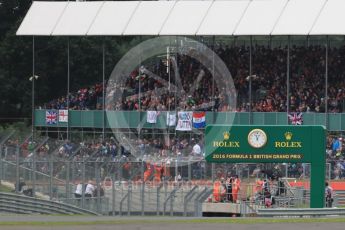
[232,175,241,203]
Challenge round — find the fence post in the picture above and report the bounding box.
[141,161,145,216]
[188,160,192,182]
[112,174,115,216]
[15,146,20,193]
[81,160,86,209]
[328,163,331,181]
[66,160,70,199]
[49,155,53,200]
[32,148,36,197]
[0,144,2,185]
[211,163,215,182]
[96,162,101,213]
[157,184,162,215]
[175,159,178,180]
[128,180,132,216]
[170,192,174,216]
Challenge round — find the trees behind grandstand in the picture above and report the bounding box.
[0,0,137,125]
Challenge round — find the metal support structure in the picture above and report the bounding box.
[81,160,86,209]
[112,174,116,216]
[194,187,211,217]
[127,181,132,216]
[31,36,35,139]
[0,144,2,185]
[212,35,215,115]
[15,146,19,193]
[119,192,129,216]
[49,154,53,200]
[102,40,106,140]
[96,162,101,213]
[249,36,253,124]
[175,159,178,180]
[66,160,70,199]
[32,148,36,197]
[325,36,329,128]
[163,187,178,216]
[157,183,163,215]
[141,161,145,216]
[188,160,191,181]
[211,163,215,182]
[287,36,290,119]
[183,185,198,216]
[67,37,70,140]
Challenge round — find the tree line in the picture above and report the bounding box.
[0,0,140,125]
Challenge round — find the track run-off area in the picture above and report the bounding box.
[0,215,345,230]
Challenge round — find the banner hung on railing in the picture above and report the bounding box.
[176,111,193,131]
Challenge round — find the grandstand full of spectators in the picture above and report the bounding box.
[41,45,345,113]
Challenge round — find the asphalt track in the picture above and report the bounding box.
[0,216,345,230]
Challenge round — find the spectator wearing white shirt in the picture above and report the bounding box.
[192,139,201,156]
[74,182,83,198]
[85,180,95,198]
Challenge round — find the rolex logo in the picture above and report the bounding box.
[285,132,292,141]
[223,131,230,140]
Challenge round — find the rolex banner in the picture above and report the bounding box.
[176,111,193,131]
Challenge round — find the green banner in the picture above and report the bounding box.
[205,125,326,208]
[205,125,322,163]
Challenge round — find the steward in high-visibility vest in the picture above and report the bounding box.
[144,162,152,182]
[232,175,241,203]
[213,180,226,202]
[255,179,263,194]
[153,163,162,183]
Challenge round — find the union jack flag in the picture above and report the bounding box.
[288,112,303,125]
[46,110,57,125]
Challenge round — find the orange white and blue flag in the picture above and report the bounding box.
[193,112,206,129]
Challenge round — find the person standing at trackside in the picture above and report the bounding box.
[225,174,233,202]
[325,182,334,207]
[85,180,95,198]
[232,175,241,203]
[74,182,83,198]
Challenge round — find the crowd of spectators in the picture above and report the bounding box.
[40,44,345,113]
[2,131,345,180]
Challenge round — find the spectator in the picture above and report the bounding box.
[74,182,83,198]
[85,180,95,198]
[325,182,334,207]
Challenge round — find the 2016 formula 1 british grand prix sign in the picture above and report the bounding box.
[205,125,326,208]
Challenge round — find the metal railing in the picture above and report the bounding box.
[0,192,98,215]
[257,208,345,217]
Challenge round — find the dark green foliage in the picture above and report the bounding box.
[0,0,141,124]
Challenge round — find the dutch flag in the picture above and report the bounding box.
[193,112,206,129]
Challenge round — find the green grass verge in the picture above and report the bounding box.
[0,218,345,226]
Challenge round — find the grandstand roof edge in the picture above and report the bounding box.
[16,0,345,37]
